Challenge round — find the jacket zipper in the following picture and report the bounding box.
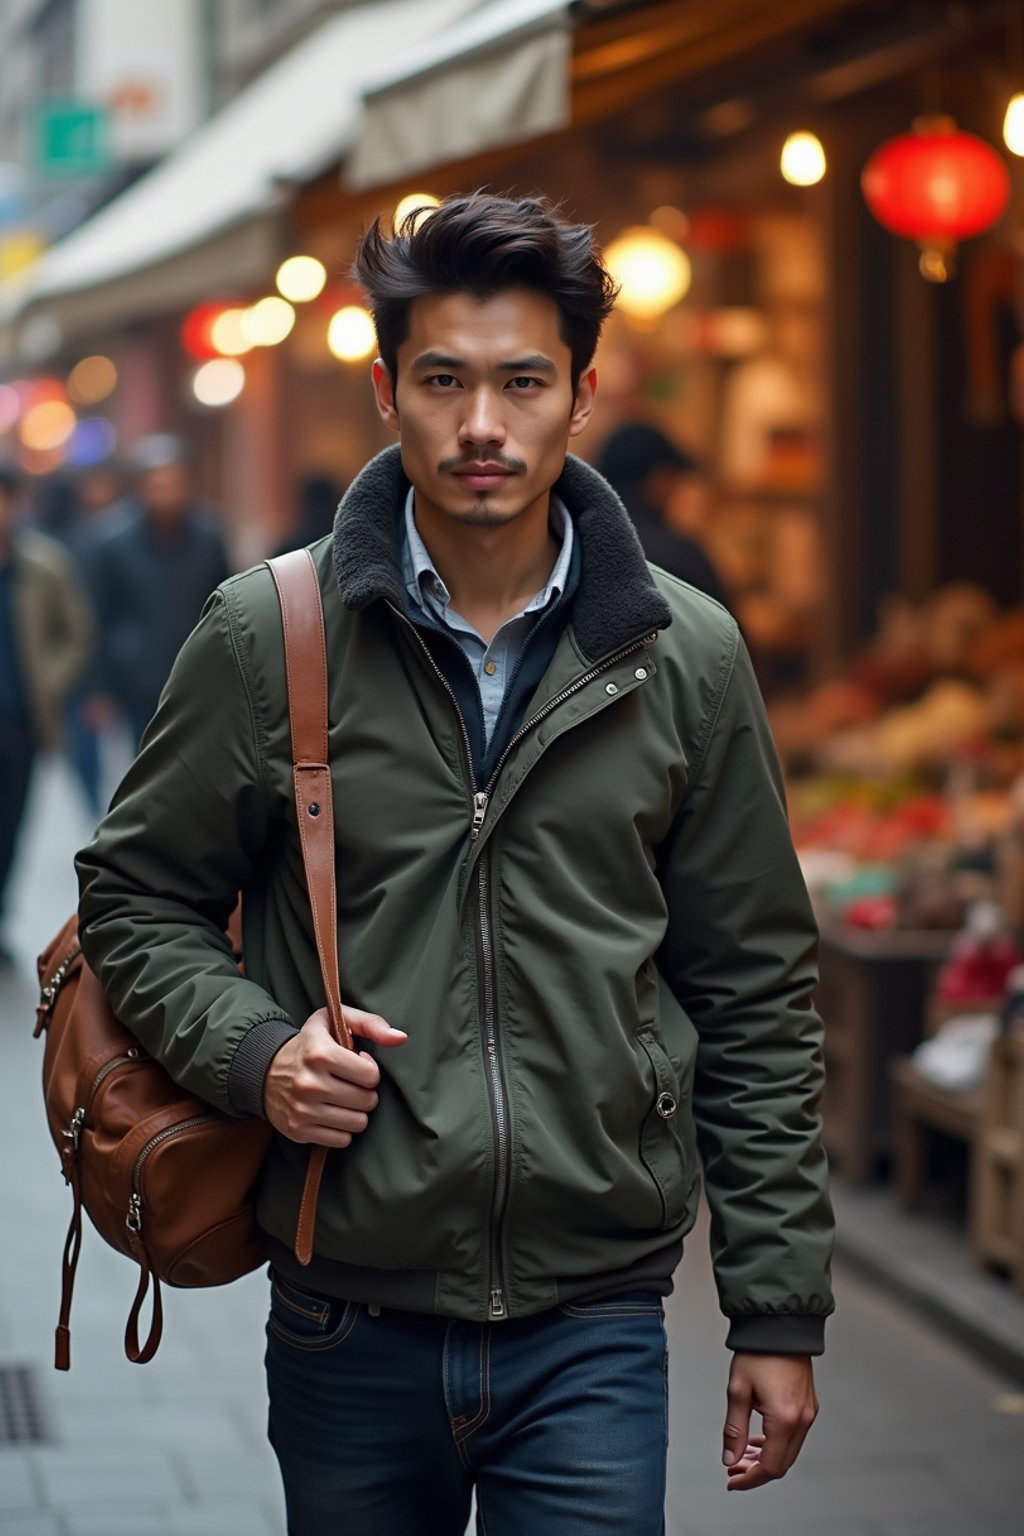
[389,602,657,1321]
[127,1114,219,1234]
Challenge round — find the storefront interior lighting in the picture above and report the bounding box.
[241,296,296,346]
[210,308,253,357]
[1004,93,1024,156]
[604,226,692,323]
[393,192,441,233]
[327,305,377,362]
[781,132,826,186]
[192,359,245,407]
[67,354,117,405]
[276,256,327,303]
[19,398,76,451]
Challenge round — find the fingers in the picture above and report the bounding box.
[344,1006,408,1049]
[726,1401,817,1492]
[722,1376,752,1473]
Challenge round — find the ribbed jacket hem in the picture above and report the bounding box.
[227,1017,298,1117]
[725,1312,827,1355]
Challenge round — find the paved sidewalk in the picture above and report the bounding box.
[0,759,1022,1534]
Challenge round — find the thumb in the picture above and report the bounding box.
[723,1374,753,1469]
[343,1005,408,1048]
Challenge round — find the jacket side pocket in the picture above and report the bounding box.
[637,1028,691,1230]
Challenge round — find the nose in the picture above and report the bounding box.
[458,386,505,450]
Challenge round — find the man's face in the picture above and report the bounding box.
[372,288,595,528]
[138,462,188,520]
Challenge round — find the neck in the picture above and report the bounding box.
[412,488,559,643]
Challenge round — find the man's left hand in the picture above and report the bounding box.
[721,1352,818,1491]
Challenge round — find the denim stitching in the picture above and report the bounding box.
[271,1277,330,1326]
[455,1326,490,1441]
[558,1303,663,1318]
[267,1301,358,1353]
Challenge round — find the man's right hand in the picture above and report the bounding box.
[264,1006,407,1147]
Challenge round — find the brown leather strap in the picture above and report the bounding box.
[266,551,348,1267]
[124,1231,163,1364]
[54,1161,83,1370]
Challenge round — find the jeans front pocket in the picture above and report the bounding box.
[268,1270,360,1353]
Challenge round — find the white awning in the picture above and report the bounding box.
[0,0,474,343]
[346,0,572,191]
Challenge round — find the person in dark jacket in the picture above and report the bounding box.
[77,194,832,1534]
[596,421,731,610]
[0,467,93,963]
[83,434,229,747]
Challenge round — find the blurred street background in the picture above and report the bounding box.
[3,0,1024,1531]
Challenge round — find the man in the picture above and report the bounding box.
[77,194,833,1535]
[0,467,92,964]
[596,420,731,609]
[83,433,229,746]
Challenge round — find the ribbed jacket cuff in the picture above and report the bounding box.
[725,1313,827,1356]
[228,1017,298,1117]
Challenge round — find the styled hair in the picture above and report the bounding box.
[353,192,618,390]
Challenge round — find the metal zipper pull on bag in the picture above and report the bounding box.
[33,548,341,1366]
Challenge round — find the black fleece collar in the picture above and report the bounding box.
[332,444,672,662]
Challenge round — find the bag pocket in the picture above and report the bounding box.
[637,1029,691,1231]
[268,1271,360,1353]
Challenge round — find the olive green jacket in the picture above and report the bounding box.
[7,529,93,749]
[77,446,834,1353]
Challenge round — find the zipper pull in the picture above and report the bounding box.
[126,1193,143,1235]
[61,1107,85,1165]
[489,1287,506,1320]
[471,792,489,841]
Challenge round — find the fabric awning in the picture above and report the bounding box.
[0,0,474,349]
[346,0,572,191]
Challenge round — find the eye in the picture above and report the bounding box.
[507,376,541,391]
[428,373,459,388]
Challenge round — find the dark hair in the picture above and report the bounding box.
[353,192,618,390]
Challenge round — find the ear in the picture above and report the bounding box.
[371,358,400,432]
[568,366,598,439]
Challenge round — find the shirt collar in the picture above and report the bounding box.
[401,485,574,620]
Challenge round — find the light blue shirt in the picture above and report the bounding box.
[401,487,574,746]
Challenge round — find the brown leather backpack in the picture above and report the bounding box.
[34,549,350,1369]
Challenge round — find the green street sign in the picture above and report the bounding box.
[33,101,110,178]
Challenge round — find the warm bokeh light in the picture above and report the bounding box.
[393,192,441,233]
[241,296,296,347]
[181,302,230,361]
[1004,93,1024,156]
[327,305,377,362]
[276,255,327,302]
[604,227,691,322]
[781,132,827,186]
[209,308,253,356]
[0,384,21,431]
[192,359,245,407]
[68,354,118,405]
[20,399,76,451]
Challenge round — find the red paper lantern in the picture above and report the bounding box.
[181,302,233,361]
[861,117,1010,281]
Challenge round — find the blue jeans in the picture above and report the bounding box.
[265,1271,668,1535]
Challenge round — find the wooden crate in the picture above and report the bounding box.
[971,1030,1024,1291]
[889,1056,982,1212]
[817,924,952,1183]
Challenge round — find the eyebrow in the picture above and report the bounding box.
[410,351,557,375]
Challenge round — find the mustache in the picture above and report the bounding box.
[439,453,526,474]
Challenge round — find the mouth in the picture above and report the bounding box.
[451,464,515,492]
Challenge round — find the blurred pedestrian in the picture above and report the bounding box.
[86,434,229,748]
[272,473,344,557]
[78,194,832,1533]
[596,421,732,610]
[0,466,93,965]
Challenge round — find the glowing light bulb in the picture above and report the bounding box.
[210,309,253,356]
[192,359,245,407]
[276,256,327,302]
[1004,93,1024,157]
[241,297,295,347]
[604,227,691,323]
[781,132,826,187]
[327,306,377,362]
[67,355,117,405]
[393,193,440,233]
[20,399,76,451]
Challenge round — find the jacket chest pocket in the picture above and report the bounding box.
[637,1029,692,1230]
